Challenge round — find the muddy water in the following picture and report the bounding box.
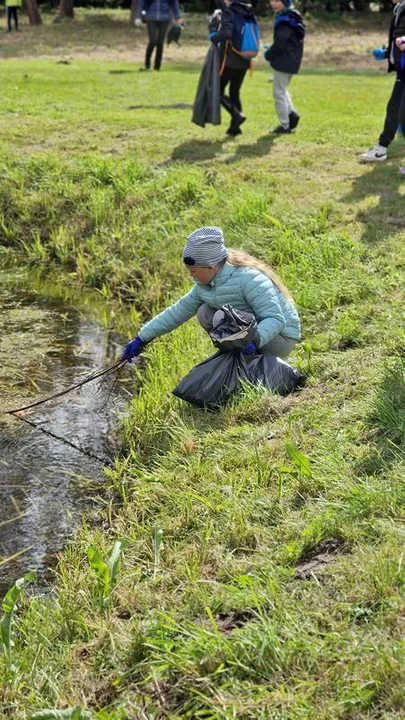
[0,269,132,596]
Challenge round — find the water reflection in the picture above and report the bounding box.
[0,273,130,595]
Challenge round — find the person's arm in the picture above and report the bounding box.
[135,0,144,21]
[267,22,293,61]
[169,0,182,20]
[241,272,285,347]
[138,286,202,343]
[209,6,233,45]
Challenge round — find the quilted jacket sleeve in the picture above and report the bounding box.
[241,271,285,346]
[138,287,202,343]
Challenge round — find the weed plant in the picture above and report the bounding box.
[0,12,405,720]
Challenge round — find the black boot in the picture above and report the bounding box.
[221,95,246,132]
[289,111,300,130]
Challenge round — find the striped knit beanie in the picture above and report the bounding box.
[183,227,228,267]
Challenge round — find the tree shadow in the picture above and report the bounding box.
[340,150,404,245]
[109,69,137,75]
[127,102,193,110]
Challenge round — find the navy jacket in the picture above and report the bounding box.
[210,1,256,71]
[136,0,181,23]
[265,9,305,75]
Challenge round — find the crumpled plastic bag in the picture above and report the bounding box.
[209,305,258,352]
[173,304,305,408]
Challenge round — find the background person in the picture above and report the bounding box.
[359,0,405,169]
[121,226,301,363]
[135,0,183,71]
[264,0,306,134]
[6,0,22,32]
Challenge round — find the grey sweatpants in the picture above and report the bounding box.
[197,304,297,359]
[273,70,296,128]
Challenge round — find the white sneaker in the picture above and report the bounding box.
[359,144,387,162]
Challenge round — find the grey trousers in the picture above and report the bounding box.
[197,304,297,359]
[272,70,296,128]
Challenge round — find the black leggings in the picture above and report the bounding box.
[220,67,247,114]
[145,21,169,70]
[379,71,405,147]
[7,6,19,31]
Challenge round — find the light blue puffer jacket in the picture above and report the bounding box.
[138,263,301,347]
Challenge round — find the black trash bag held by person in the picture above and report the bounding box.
[173,305,306,408]
[167,23,182,45]
[192,44,221,128]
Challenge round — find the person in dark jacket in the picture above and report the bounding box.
[264,0,305,134]
[135,0,183,71]
[209,0,258,136]
[359,0,405,174]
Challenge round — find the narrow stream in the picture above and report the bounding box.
[0,269,132,596]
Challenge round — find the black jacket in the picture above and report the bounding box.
[265,9,305,75]
[210,1,255,71]
[388,1,405,72]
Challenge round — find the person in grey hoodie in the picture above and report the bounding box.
[121,227,301,363]
[135,0,183,71]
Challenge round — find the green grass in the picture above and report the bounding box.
[1,11,405,720]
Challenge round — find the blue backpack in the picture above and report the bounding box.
[231,11,260,59]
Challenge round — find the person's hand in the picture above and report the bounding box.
[372,47,387,61]
[121,336,144,363]
[209,31,219,42]
[134,18,142,26]
[396,36,405,50]
[263,46,272,61]
[176,17,184,26]
[241,341,257,356]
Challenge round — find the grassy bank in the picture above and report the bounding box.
[1,11,405,719]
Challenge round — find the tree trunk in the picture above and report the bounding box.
[130,0,137,25]
[58,0,74,20]
[25,0,42,25]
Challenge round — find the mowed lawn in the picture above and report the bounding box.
[1,11,405,720]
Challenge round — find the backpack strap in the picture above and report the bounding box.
[219,40,230,76]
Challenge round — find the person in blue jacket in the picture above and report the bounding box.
[135,0,183,71]
[121,227,301,363]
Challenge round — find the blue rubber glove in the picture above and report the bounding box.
[372,48,386,61]
[208,31,218,41]
[121,336,144,363]
[241,341,257,356]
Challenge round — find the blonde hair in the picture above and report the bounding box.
[226,248,292,300]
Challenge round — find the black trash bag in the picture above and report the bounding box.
[192,44,221,128]
[209,304,258,352]
[167,23,182,45]
[173,351,306,408]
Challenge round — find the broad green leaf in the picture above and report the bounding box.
[286,442,312,477]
